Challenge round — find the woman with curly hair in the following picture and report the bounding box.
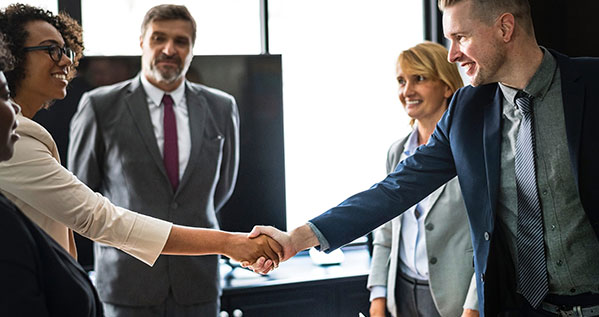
[0,32,103,316]
[0,3,280,280]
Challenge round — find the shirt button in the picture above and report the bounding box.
[484,232,490,241]
[480,273,485,282]
[425,223,434,231]
[556,260,563,266]
[430,257,438,265]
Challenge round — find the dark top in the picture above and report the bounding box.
[0,193,102,316]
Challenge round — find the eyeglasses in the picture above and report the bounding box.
[23,45,75,64]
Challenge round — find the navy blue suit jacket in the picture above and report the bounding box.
[310,50,599,315]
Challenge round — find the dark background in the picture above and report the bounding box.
[528,0,599,57]
[424,0,599,57]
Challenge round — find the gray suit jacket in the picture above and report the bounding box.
[367,132,477,317]
[68,76,239,306]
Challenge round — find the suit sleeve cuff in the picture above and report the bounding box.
[307,222,330,251]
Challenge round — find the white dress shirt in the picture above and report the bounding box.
[140,75,191,180]
[397,127,431,281]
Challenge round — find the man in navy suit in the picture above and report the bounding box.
[248,0,599,315]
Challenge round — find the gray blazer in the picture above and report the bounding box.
[68,76,239,306]
[367,132,477,317]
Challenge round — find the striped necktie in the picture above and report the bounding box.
[514,92,549,308]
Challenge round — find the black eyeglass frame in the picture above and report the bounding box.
[23,45,75,63]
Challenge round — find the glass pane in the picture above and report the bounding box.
[81,0,261,55]
[269,0,424,229]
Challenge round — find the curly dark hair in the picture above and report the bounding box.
[0,33,14,72]
[0,3,84,97]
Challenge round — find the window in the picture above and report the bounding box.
[269,1,424,229]
[41,0,425,231]
[81,0,261,55]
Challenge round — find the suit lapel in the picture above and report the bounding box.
[125,77,169,182]
[482,87,503,218]
[423,183,447,219]
[553,51,583,184]
[176,83,207,193]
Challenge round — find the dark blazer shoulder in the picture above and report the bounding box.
[186,82,236,108]
[185,82,237,121]
[451,83,499,108]
[86,77,136,99]
[187,82,234,99]
[549,49,599,85]
[79,77,138,112]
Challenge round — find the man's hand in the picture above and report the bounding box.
[241,225,295,274]
[248,226,298,262]
[243,224,319,274]
[369,297,387,317]
[224,233,282,269]
[461,308,479,317]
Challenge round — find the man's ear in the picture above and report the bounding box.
[497,13,515,42]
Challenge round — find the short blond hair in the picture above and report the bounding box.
[438,0,534,35]
[397,42,463,126]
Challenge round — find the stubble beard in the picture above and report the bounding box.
[149,62,182,84]
[469,45,507,87]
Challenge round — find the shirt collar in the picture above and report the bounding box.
[403,124,420,156]
[499,46,557,105]
[139,74,186,107]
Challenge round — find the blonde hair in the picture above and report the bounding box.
[397,41,463,125]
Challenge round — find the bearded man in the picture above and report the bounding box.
[68,5,240,316]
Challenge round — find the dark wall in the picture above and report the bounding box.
[425,0,599,57]
[529,0,599,57]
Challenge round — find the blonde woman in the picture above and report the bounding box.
[367,42,478,317]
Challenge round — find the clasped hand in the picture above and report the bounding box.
[225,232,283,271]
[241,225,299,274]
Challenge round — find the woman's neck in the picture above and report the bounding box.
[415,101,448,145]
[13,94,43,119]
[415,113,444,146]
[416,122,435,146]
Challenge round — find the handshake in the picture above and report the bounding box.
[224,224,319,274]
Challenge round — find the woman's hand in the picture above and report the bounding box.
[461,308,479,317]
[225,233,282,268]
[369,297,387,317]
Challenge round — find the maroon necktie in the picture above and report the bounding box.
[162,94,179,190]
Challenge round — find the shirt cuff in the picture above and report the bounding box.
[369,286,387,302]
[118,209,173,266]
[306,221,330,251]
